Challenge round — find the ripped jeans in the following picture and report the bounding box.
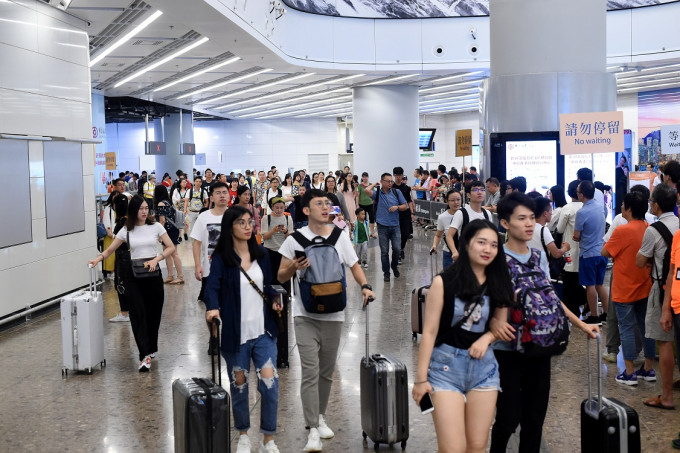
[223,333,279,434]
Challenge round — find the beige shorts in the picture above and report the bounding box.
[645,282,675,342]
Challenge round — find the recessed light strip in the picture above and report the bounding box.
[421,87,481,98]
[202,72,316,104]
[177,68,273,99]
[362,74,419,86]
[216,74,365,110]
[153,56,241,92]
[90,10,163,67]
[114,36,209,88]
[618,80,680,93]
[226,88,350,113]
[419,94,478,105]
[235,94,352,118]
[251,101,353,120]
[419,79,483,93]
[428,71,485,83]
[618,75,680,87]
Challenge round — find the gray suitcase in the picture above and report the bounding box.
[60,266,105,376]
[361,303,409,451]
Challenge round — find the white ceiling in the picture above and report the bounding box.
[64,0,680,120]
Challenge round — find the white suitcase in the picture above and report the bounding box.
[61,266,106,376]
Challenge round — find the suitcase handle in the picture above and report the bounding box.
[87,264,98,301]
[365,302,370,365]
[211,318,221,386]
[586,334,603,417]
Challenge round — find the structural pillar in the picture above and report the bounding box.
[154,111,194,180]
[481,0,616,136]
[353,85,419,181]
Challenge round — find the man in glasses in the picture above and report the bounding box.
[190,182,230,354]
[445,180,491,262]
[373,172,408,282]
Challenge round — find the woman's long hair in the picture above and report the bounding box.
[340,173,354,193]
[550,185,567,208]
[154,184,170,206]
[215,205,265,267]
[104,190,118,207]
[125,195,155,231]
[113,195,129,235]
[441,219,513,308]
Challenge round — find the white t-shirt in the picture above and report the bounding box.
[278,226,358,322]
[190,210,224,278]
[116,223,166,259]
[449,206,489,239]
[240,260,265,344]
[436,210,457,252]
[261,214,293,252]
[528,223,554,255]
[102,206,115,231]
[172,189,189,209]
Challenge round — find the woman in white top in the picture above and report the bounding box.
[204,205,283,453]
[89,195,175,372]
[173,178,190,240]
[311,172,324,190]
[280,174,294,207]
[263,178,293,216]
[101,191,118,278]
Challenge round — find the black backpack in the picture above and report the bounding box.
[650,221,674,302]
[540,226,566,280]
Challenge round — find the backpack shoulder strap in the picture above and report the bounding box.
[540,226,549,258]
[461,208,470,231]
[291,230,312,248]
[267,214,271,230]
[482,208,491,221]
[650,221,673,280]
[325,226,343,246]
[651,221,673,246]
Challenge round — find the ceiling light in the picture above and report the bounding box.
[177,68,273,99]
[421,87,481,98]
[235,94,352,117]
[114,36,209,88]
[419,79,483,93]
[428,71,485,83]
[361,74,419,86]
[420,105,479,115]
[90,10,163,67]
[252,101,353,119]
[419,94,478,105]
[618,80,680,93]
[215,75,363,110]
[420,99,480,109]
[616,71,679,82]
[618,75,680,87]
[224,88,350,113]
[153,56,241,92]
[204,72,316,104]
[640,63,680,73]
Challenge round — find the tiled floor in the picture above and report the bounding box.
[1,227,678,452]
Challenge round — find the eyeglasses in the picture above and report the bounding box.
[471,188,486,193]
[312,201,333,208]
[235,219,256,228]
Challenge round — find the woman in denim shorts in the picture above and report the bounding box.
[413,219,514,453]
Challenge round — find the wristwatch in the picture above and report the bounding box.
[361,284,373,291]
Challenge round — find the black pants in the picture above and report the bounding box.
[399,215,411,251]
[561,271,586,317]
[122,269,165,361]
[359,203,375,225]
[490,350,552,453]
[114,250,130,312]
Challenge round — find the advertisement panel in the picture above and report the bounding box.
[505,140,557,193]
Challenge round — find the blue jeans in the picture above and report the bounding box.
[442,250,453,269]
[223,333,279,434]
[377,223,401,275]
[613,299,656,362]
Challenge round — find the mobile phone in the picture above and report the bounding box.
[330,205,341,215]
[419,392,434,415]
[295,250,307,260]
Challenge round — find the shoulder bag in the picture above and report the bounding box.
[128,231,162,279]
[239,264,284,332]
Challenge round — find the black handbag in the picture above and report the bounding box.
[128,231,161,279]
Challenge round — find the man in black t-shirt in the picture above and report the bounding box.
[291,185,308,229]
[393,167,415,261]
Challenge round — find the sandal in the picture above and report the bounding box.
[643,395,675,410]
[163,276,175,284]
[170,276,185,285]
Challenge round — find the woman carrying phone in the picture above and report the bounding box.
[204,205,283,453]
[412,219,513,453]
[88,195,175,372]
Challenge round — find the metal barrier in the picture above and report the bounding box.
[414,199,448,222]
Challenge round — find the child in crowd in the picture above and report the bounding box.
[353,207,370,268]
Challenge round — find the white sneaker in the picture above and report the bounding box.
[138,356,151,372]
[236,434,251,453]
[317,415,334,439]
[109,313,130,323]
[303,428,322,452]
[259,439,280,453]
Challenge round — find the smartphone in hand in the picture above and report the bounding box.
[419,392,434,415]
[295,250,307,260]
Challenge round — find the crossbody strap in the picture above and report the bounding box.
[239,265,268,302]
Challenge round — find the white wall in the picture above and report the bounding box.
[0,0,93,319]
[419,111,481,171]
[617,92,640,165]
[106,122,156,174]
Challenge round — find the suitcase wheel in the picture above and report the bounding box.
[101,359,107,367]
[362,431,367,440]
[412,332,417,341]
[401,440,407,450]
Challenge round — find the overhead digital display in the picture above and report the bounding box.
[282,0,677,19]
[418,129,436,150]
[505,140,557,194]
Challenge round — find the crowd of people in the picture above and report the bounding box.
[92,161,680,452]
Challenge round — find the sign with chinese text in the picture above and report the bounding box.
[559,111,624,155]
[105,152,116,170]
[181,143,196,155]
[661,124,680,155]
[146,141,166,155]
[456,129,472,157]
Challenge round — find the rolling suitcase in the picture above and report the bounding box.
[173,318,231,453]
[410,251,438,340]
[581,335,641,453]
[360,303,409,451]
[61,265,106,376]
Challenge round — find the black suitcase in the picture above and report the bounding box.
[410,252,438,340]
[173,319,231,453]
[581,335,641,453]
[360,304,409,451]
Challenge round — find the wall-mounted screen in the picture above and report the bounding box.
[147,141,166,155]
[506,140,558,194]
[44,142,85,239]
[419,128,436,150]
[0,139,32,248]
